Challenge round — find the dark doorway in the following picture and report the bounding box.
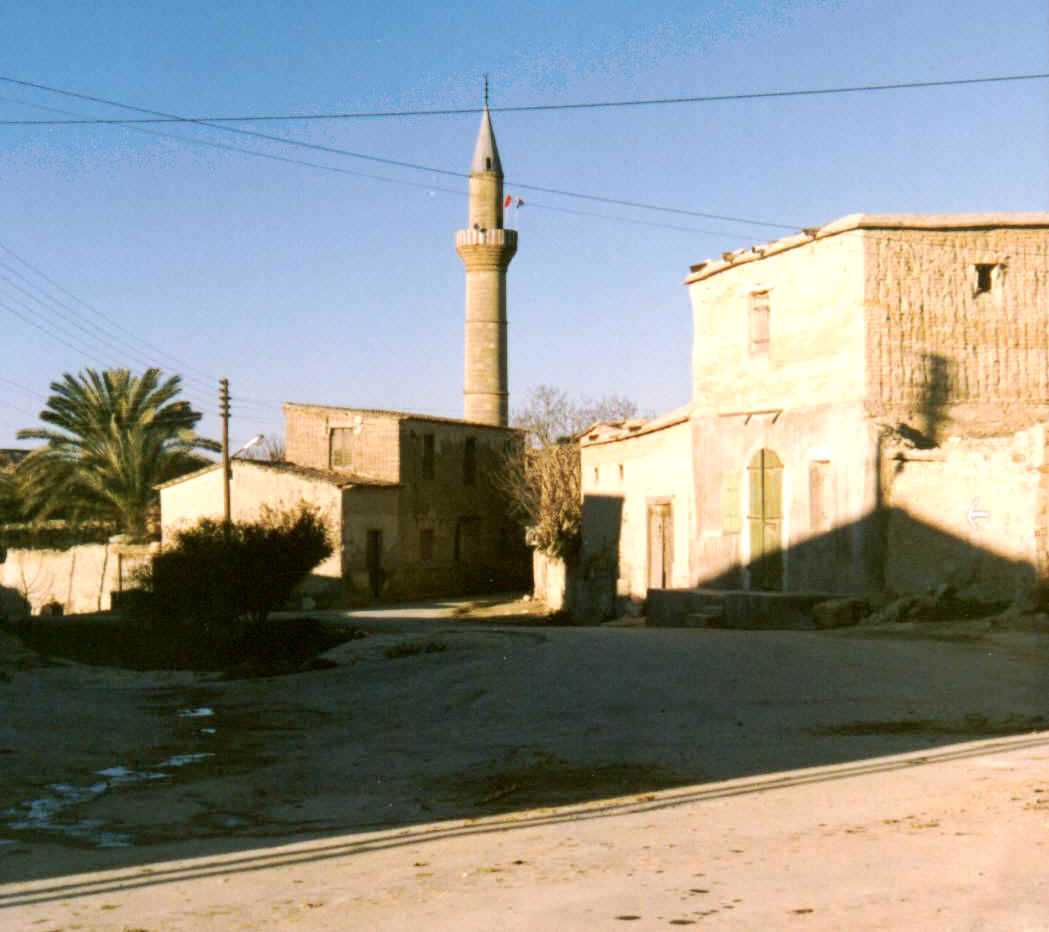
[366,529,384,597]
[747,448,783,590]
[647,502,673,589]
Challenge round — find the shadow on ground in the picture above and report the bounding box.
[2,607,1048,896]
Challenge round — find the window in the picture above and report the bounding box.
[749,290,770,357]
[419,529,434,562]
[422,433,435,479]
[975,263,997,295]
[330,428,353,468]
[593,466,599,484]
[463,437,477,485]
[618,464,624,481]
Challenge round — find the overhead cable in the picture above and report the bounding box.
[0,72,1044,124]
[0,75,798,230]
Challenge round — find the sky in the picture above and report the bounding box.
[0,0,1047,449]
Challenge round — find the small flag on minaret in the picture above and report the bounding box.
[504,194,512,208]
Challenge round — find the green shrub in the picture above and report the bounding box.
[135,503,333,630]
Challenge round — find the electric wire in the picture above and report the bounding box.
[0,94,760,242]
[0,71,1044,124]
[0,75,798,230]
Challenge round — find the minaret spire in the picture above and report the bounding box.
[455,100,517,427]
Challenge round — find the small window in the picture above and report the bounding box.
[486,157,492,170]
[593,466,599,484]
[975,263,996,295]
[422,433,435,480]
[463,437,477,486]
[749,291,770,357]
[618,464,624,481]
[419,529,434,562]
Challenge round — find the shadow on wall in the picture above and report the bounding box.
[696,503,1034,603]
[0,583,29,620]
[575,494,623,619]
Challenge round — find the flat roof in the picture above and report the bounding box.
[283,402,522,432]
[684,212,1049,285]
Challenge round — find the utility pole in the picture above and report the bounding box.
[219,378,231,527]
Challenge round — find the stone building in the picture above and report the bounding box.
[581,213,1049,611]
[158,105,528,602]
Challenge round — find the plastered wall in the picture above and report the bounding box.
[580,418,694,600]
[159,462,344,579]
[0,542,155,616]
[688,232,867,414]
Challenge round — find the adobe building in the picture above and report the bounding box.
[581,213,1049,612]
[159,105,528,602]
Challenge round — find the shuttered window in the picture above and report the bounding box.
[749,291,770,357]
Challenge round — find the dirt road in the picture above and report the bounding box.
[2,601,1049,927]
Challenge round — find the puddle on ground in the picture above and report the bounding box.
[4,713,220,848]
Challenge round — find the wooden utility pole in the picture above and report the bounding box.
[219,378,231,526]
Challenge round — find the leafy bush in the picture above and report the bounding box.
[135,503,333,630]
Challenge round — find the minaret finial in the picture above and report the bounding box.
[483,74,489,109]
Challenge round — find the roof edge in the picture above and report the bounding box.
[684,212,1049,285]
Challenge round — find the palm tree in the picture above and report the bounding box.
[15,368,219,539]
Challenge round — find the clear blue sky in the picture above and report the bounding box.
[1,0,1046,448]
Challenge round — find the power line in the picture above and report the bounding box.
[1,93,762,243]
[0,72,1045,125]
[0,75,799,230]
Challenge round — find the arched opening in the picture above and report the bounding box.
[747,449,783,591]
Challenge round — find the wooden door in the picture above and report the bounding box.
[647,503,673,590]
[366,529,383,597]
[747,449,783,590]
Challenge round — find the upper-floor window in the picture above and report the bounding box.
[463,437,477,486]
[422,433,435,480]
[749,290,770,357]
[331,428,354,468]
[974,263,1000,295]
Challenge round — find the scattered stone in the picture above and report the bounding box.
[811,598,868,629]
[863,595,924,625]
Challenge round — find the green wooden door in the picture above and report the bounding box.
[747,449,783,590]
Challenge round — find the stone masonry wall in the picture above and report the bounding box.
[284,404,401,481]
[864,228,1049,429]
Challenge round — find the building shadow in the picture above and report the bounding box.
[575,494,624,618]
[3,495,1048,894]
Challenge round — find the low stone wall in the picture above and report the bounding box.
[533,550,571,612]
[0,540,156,618]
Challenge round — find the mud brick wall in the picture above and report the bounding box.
[864,229,1049,423]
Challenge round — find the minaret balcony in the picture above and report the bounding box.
[455,228,518,249]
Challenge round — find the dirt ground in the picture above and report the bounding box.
[3,598,1049,927]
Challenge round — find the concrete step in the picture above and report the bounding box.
[647,588,843,630]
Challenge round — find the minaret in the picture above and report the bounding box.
[456,87,517,426]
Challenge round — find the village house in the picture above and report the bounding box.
[158,102,529,603]
[159,405,527,602]
[580,213,1049,615]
